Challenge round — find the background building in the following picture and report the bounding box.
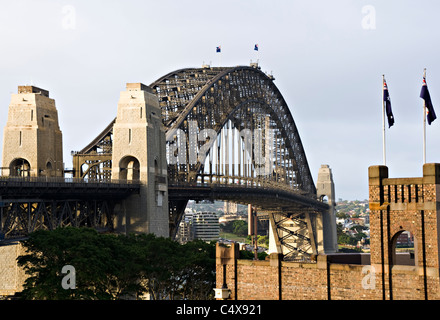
[192,212,220,242]
[177,211,220,243]
[223,202,238,214]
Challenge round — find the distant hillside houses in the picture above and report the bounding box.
[336,216,369,228]
[340,222,370,238]
[336,199,370,232]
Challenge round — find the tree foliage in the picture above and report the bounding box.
[221,220,248,237]
[17,227,215,300]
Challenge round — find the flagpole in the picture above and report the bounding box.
[382,74,386,165]
[423,68,427,164]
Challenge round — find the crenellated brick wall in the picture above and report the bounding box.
[216,163,440,300]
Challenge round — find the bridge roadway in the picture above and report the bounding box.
[168,182,328,214]
[0,177,328,240]
[0,177,328,212]
[0,176,328,213]
[0,176,140,201]
[0,177,141,239]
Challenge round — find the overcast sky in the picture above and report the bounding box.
[1,0,440,201]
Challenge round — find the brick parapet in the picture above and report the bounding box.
[215,163,440,300]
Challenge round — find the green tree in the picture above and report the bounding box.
[17,227,216,300]
[239,250,268,260]
[220,221,233,233]
[232,220,248,237]
[17,227,134,299]
[177,240,216,300]
[338,233,356,246]
[336,211,348,219]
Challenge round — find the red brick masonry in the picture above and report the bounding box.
[216,163,440,300]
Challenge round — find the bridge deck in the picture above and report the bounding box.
[0,177,140,200]
[168,183,328,214]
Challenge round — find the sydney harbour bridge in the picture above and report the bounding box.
[0,64,334,261]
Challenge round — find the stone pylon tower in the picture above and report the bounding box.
[1,86,63,177]
[112,83,169,237]
[316,164,338,253]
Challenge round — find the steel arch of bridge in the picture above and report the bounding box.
[153,65,314,194]
[72,65,327,261]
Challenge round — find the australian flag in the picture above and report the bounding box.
[216,46,221,53]
[383,79,394,128]
[254,44,259,51]
[420,76,437,125]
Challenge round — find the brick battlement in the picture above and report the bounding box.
[215,163,440,300]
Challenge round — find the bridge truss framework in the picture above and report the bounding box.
[9,64,328,261]
[0,177,140,239]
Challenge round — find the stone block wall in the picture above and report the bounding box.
[0,243,26,296]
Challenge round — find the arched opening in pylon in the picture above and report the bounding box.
[9,158,31,177]
[119,156,140,181]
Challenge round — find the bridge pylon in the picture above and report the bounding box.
[316,164,338,253]
[111,83,169,237]
[1,86,63,177]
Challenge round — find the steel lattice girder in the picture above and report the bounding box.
[0,199,115,238]
[269,212,318,261]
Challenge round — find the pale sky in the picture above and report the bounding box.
[1,0,440,200]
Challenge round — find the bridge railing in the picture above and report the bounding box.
[169,179,310,196]
[0,176,140,186]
